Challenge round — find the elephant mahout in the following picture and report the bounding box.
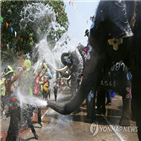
[48,1,141,140]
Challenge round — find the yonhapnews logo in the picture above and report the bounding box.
[90,122,138,136]
[90,122,99,136]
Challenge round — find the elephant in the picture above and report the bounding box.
[48,1,141,140]
[54,45,84,95]
[55,44,132,126]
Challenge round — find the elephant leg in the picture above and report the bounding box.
[86,90,96,122]
[100,89,106,115]
[106,91,111,105]
[97,88,106,115]
[119,97,131,126]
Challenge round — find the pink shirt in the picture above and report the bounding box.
[34,76,41,95]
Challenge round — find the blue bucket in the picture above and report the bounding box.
[105,91,115,97]
[110,91,115,97]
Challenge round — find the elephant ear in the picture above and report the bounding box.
[108,1,133,38]
[94,0,133,38]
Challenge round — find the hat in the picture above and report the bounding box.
[4,65,15,76]
[48,73,52,79]
[84,29,89,36]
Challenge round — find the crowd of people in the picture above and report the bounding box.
[0,56,68,140]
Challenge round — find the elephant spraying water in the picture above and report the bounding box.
[48,1,141,140]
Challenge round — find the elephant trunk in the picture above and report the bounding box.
[47,48,107,114]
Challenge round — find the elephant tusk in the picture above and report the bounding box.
[53,66,69,72]
[62,75,71,80]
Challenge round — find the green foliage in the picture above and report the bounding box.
[1,0,69,61]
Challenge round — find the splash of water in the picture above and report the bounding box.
[17,2,79,108]
[17,88,47,107]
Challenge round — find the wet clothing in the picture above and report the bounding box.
[43,81,48,99]
[0,78,5,96]
[47,88,51,99]
[33,94,41,123]
[26,105,36,134]
[34,76,41,95]
[1,79,6,112]
[6,107,21,141]
[43,82,48,92]
[33,76,42,123]
[5,76,20,111]
[5,74,21,141]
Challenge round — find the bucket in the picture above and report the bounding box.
[110,91,115,97]
[105,91,115,97]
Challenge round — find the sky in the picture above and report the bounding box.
[63,0,100,47]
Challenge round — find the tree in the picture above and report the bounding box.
[1,1,69,62]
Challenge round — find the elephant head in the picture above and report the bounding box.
[61,52,73,68]
[52,52,73,73]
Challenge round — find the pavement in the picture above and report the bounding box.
[0,86,139,141]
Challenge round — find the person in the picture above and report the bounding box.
[46,79,50,100]
[42,75,52,100]
[84,29,89,38]
[42,76,48,100]
[4,65,26,141]
[53,82,58,101]
[18,58,39,140]
[33,64,47,127]
[58,78,61,88]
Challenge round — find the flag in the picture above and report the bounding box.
[1,17,3,23]
[1,43,3,48]
[60,8,62,13]
[7,44,9,49]
[69,0,71,5]
[15,31,17,37]
[18,35,20,40]
[6,22,8,29]
[21,38,23,42]
[11,27,13,33]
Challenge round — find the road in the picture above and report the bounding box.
[0,87,138,141]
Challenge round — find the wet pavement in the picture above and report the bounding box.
[0,87,139,141]
[0,87,65,141]
[0,87,138,141]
